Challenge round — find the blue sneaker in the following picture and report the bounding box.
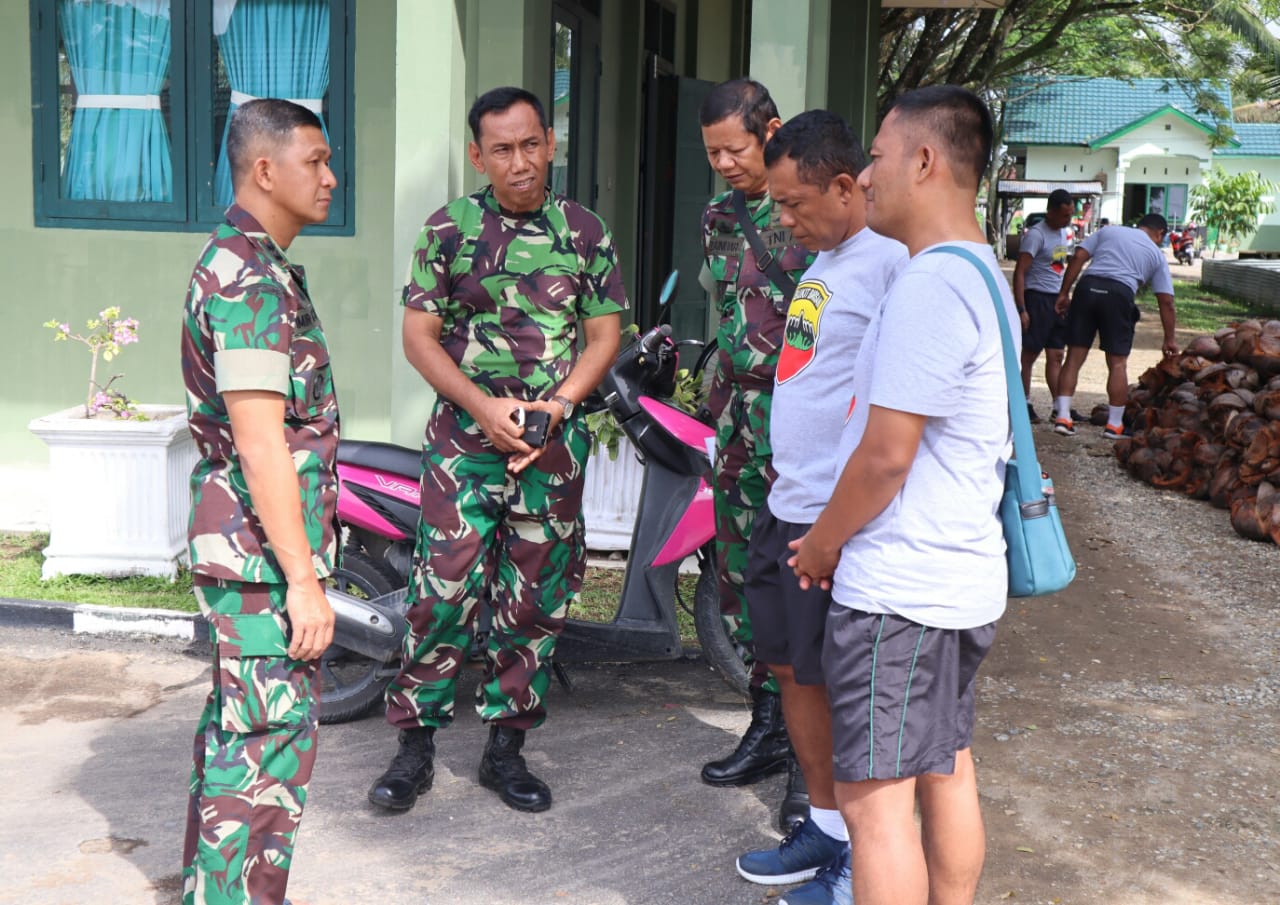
[779,845,853,905]
[736,817,847,885]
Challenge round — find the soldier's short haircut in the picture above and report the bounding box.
[764,110,866,190]
[699,78,780,146]
[226,98,325,186]
[1048,188,1073,210]
[468,86,549,142]
[886,86,993,189]
[1138,212,1169,233]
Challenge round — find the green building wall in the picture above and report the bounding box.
[1,0,878,468]
[1,2,406,466]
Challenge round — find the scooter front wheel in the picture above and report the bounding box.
[319,551,404,724]
[691,547,750,696]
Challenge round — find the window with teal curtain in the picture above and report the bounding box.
[31,0,353,233]
[212,0,331,211]
[58,0,173,202]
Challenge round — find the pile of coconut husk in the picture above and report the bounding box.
[1114,319,1280,544]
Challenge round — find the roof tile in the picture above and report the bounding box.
[1004,77,1232,145]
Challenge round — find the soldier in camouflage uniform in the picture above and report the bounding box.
[697,80,815,815]
[180,99,339,905]
[368,86,626,815]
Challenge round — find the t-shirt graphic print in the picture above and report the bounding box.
[777,278,831,384]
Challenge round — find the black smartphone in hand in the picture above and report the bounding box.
[520,410,551,448]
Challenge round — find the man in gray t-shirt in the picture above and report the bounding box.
[731,110,905,904]
[1051,212,1177,439]
[1014,189,1073,423]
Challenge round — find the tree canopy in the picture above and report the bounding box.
[878,1,1280,117]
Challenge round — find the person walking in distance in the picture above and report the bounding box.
[180,98,340,905]
[367,86,626,815]
[732,110,906,905]
[697,78,815,824]
[1051,212,1177,439]
[1014,189,1073,423]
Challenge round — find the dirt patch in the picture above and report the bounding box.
[977,310,1280,903]
[0,651,166,724]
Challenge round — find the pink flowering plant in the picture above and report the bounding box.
[43,307,148,420]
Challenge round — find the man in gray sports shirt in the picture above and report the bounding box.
[1052,212,1177,439]
[732,109,906,905]
[1014,188,1074,422]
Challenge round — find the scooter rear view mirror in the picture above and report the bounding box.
[653,271,680,327]
[660,271,679,306]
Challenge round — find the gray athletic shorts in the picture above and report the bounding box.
[744,500,831,685]
[823,607,996,781]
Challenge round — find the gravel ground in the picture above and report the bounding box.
[976,298,1280,904]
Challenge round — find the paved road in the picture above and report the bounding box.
[0,626,792,905]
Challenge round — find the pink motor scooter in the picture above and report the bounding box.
[321,274,745,723]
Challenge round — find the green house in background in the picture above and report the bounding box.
[1002,76,1280,244]
[1,0,976,481]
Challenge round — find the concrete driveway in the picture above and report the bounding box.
[0,625,786,905]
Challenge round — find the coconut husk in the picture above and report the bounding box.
[1209,451,1242,509]
[1230,488,1268,541]
[1127,446,1160,483]
[1192,442,1227,468]
[1252,389,1280,421]
[1185,335,1221,358]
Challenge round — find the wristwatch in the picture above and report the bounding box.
[552,394,575,419]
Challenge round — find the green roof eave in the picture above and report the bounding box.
[1086,105,1240,149]
[1009,141,1091,147]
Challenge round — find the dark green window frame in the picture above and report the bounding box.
[30,0,355,235]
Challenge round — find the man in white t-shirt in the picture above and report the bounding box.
[1051,214,1177,439]
[1014,188,1073,422]
[732,109,906,905]
[790,86,1015,905]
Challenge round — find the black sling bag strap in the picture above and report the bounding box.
[731,189,797,301]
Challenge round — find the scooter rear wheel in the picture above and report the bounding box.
[319,551,404,724]
[691,547,750,696]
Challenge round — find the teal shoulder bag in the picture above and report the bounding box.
[925,245,1077,597]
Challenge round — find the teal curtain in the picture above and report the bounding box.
[213,0,331,209]
[59,0,172,202]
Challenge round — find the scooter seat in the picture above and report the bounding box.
[337,439,421,477]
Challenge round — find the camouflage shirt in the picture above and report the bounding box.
[181,204,341,583]
[702,190,813,389]
[403,186,629,406]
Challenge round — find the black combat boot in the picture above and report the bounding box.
[478,724,552,813]
[777,751,809,833]
[368,727,435,811]
[700,688,790,786]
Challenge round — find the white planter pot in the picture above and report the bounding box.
[582,436,644,551]
[27,405,198,580]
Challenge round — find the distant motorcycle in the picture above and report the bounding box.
[1170,224,1201,266]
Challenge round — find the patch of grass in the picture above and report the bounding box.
[0,534,699,642]
[1136,279,1265,334]
[574,565,700,644]
[0,532,198,611]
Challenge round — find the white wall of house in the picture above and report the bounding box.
[1217,157,1280,250]
[1024,146,1112,181]
[1118,115,1218,161]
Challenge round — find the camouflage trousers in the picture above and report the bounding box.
[709,378,779,695]
[184,579,319,905]
[384,406,590,732]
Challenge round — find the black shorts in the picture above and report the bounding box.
[1022,288,1067,354]
[744,500,832,685]
[823,608,996,781]
[1065,275,1140,356]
